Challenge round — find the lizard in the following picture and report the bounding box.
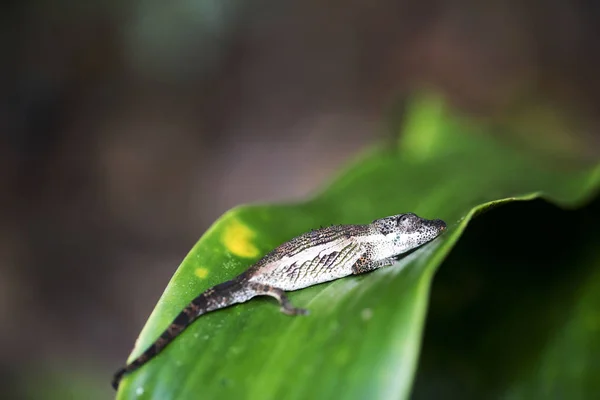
[112,212,446,390]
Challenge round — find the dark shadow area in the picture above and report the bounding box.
[413,197,600,399]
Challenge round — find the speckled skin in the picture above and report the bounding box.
[112,213,446,390]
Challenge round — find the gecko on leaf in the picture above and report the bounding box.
[112,212,446,390]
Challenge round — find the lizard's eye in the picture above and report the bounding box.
[397,215,409,225]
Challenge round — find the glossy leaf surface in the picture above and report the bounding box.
[117,95,600,400]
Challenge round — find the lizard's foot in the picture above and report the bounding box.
[249,282,309,316]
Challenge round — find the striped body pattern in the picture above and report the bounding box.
[246,225,365,291]
[112,212,446,390]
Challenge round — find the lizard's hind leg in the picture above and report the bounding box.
[247,282,309,316]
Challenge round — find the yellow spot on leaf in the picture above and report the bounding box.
[222,219,259,258]
[195,267,209,279]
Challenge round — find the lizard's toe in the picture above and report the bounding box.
[280,306,310,316]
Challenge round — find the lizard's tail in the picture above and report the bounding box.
[112,279,247,390]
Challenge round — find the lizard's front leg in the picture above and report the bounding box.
[247,282,309,316]
[352,256,395,274]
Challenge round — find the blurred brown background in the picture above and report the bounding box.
[1,0,599,398]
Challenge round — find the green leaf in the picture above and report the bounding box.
[116,94,600,400]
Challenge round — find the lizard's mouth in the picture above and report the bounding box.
[431,219,447,232]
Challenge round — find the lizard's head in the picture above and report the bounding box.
[373,212,446,253]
